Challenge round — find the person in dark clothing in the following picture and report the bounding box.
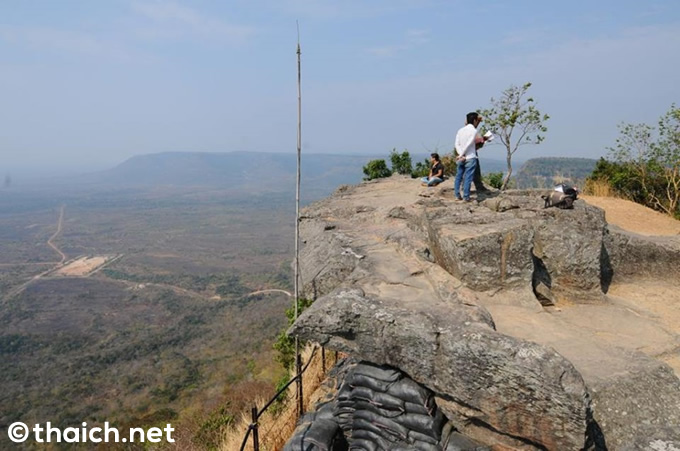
[473,141,491,193]
[421,153,444,186]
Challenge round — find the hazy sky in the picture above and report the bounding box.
[2,0,679,176]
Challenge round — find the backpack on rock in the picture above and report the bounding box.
[542,184,579,209]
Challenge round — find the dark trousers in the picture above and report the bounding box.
[473,159,487,191]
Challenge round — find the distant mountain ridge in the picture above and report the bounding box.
[71,151,378,200]
[95,151,366,186]
[516,157,598,189]
[82,151,511,194]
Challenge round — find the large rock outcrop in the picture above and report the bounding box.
[286,177,680,450]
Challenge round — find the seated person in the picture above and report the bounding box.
[421,153,444,186]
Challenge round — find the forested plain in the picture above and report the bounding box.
[0,184,301,448]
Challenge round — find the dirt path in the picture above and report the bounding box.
[2,207,69,301]
[247,289,292,297]
[47,205,67,262]
[581,195,680,236]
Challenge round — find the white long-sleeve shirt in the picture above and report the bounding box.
[454,123,480,160]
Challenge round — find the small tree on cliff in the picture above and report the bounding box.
[479,82,549,190]
[362,159,392,180]
[606,104,680,217]
[389,149,413,175]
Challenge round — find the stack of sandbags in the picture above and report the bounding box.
[284,358,355,451]
[283,403,348,451]
[283,358,489,451]
[334,362,447,451]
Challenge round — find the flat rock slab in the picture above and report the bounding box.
[291,176,680,450]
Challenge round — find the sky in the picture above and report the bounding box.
[1,0,679,177]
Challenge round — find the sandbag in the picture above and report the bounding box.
[408,429,440,445]
[352,428,400,451]
[284,419,342,451]
[336,381,353,400]
[404,399,435,416]
[350,386,405,411]
[336,399,357,410]
[349,373,396,393]
[305,420,342,449]
[353,409,410,442]
[354,400,404,418]
[352,362,403,383]
[352,417,387,440]
[386,377,434,405]
[314,401,337,422]
[393,409,445,439]
[391,442,441,451]
[410,440,442,451]
[348,437,379,451]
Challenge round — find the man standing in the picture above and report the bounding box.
[454,112,489,201]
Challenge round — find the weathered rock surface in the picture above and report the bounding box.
[287,176,680,450]
[605,225,680,282]
[291,288,593,450]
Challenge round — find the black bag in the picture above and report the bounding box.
[542,191,575,209]
[555,183,579,199]
[542,184,579,209]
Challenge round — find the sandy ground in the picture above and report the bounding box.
[54,256,110,276]
[581,195,680,236]
[581,195,680,374]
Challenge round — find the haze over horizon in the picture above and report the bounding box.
[2,1,679,178]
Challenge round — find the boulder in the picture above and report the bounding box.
[288,178,680,450]
[290,288,594,450]
[604,225,680,283]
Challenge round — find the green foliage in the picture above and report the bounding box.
[0,185,303,447]
[479,82,549,190]
[102,269,248,296]
[269,296,313,416]
[484,172,505,190]
[412,158,431,178]
[390,149,413,175]
[149,354,201,403]
[269,371,292,416]
[273,298,314,371]
[215,275,247,297]
[0,334,42,355]
[194,404,234,450]
[587,105,680,218]
[362,159,392,180]
[440,154,457,178]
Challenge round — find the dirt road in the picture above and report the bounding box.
[47,205,67,262]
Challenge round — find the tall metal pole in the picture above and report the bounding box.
[294,21,304,418]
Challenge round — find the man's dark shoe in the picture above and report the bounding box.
[464,198,473,203]
[455,196,463,201]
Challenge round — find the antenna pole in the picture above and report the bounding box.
[294,20,304,418]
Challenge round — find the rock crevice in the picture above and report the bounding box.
[286,178,680,450]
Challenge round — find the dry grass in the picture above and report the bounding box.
[220,346,334,451]
[582,179,620,198]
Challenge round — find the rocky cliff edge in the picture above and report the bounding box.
[289,176,680,450]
